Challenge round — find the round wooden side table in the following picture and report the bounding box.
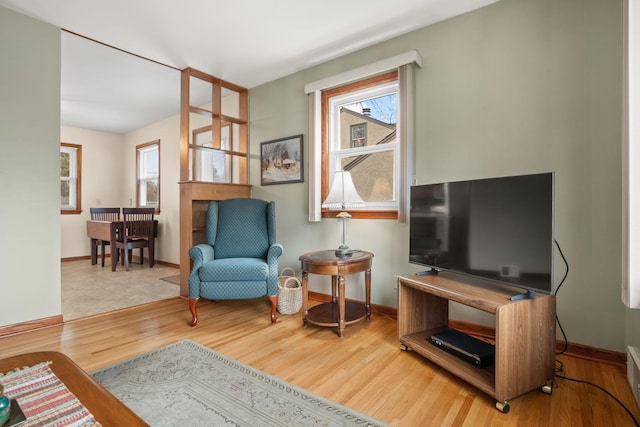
[299,250,374,338]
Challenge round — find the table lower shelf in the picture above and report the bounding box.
[306,301,367,327]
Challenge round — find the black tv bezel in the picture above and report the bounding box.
[409,172,555,295]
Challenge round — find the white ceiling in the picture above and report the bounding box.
[0,0,499,134]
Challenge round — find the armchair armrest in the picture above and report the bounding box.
[266,243,284,296]
[267,243,283,262]
[189,244,215,267]
[188,244,215,298]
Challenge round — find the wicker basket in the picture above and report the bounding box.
[277,267,302,315]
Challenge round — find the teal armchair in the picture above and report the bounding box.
[188,198,283,326]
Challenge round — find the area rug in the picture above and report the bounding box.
[91,339,388,426]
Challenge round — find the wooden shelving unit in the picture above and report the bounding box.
[178,68,251,297]
[178,182,250,297]
[398,273,556,412]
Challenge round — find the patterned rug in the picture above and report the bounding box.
[91,339,388,426]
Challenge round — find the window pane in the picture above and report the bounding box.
[143,149,159,177]
[343,93,397,123]
[341,151,395,202]
[61,152,70,177]
[145,180,158,204]
[60,180,70,205]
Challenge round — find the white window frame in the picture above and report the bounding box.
[327,80,399,211]
[624,0,640,308]
[137,141,160,211]
[60,143,81,213]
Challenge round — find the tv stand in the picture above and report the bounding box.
[398,273,555,412]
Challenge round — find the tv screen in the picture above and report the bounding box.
[409,173,554,294]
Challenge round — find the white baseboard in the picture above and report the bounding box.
[627,346,640,408]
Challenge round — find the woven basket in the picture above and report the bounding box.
[277,267,302,315]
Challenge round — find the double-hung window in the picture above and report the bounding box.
[306,51,421,223]
[60,142,81,214]
[323,71,399,218]
[137,140,160,211]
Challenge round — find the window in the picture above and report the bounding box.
[306,50,422,223]
[60,142,81,214]
[137,140,160,212]
[322,71,399,219]
[351,123,367,147]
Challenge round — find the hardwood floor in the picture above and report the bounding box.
[0,297,638,426]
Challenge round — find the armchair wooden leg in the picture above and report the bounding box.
[189,298,199,327]
[268,295,277,323]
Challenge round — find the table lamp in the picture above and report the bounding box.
[322,170,365,257]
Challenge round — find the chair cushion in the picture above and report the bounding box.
[198,258,268,282]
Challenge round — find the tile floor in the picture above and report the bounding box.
[62,259,180,321]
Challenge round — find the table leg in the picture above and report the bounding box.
[365,268,371,321]
[110,222,118,271]
[302,271,309,328]
[331,275,337,304]
[338,274,346,338]
[90,238,97,265]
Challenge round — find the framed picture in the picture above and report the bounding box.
[260,134,304,185]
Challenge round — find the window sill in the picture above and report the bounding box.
[322,210,397,220]
[61,209,82,215]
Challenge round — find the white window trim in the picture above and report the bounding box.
[304,50,422,94]
[137,142,160,209]
[623,0,640,308]
[306,50,422,222]
[60,145,78,211]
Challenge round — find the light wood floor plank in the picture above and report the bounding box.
[0,297,638,426]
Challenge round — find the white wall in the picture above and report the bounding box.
[0,7,62,326]
[60,126,124,258]
[60,115,181,265]
[123,115,181,264]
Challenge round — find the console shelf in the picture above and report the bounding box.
[398,273,556,412]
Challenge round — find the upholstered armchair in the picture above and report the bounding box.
[188,198,283,326]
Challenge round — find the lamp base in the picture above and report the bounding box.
[334,246,353,258]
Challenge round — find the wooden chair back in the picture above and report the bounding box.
[122,208,155,240]
[90,207,120,221]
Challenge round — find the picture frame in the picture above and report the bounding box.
[260,134,304,185]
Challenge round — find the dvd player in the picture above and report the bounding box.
[429,329,495,368]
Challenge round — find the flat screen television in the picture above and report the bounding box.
[409,172,554,294]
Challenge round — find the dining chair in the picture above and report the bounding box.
[115,208,155,271]
[89,207,121,267]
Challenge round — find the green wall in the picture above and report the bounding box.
[249,0,628,351]
[0,7,61,326]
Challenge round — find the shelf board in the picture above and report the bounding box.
[399,273,531,314]
[400,330,496,398]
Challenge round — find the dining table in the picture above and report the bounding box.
[86,219,158,271]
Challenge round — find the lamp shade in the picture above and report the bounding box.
[322,170,365,210]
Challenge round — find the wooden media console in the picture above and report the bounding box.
[398,273,556,412]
